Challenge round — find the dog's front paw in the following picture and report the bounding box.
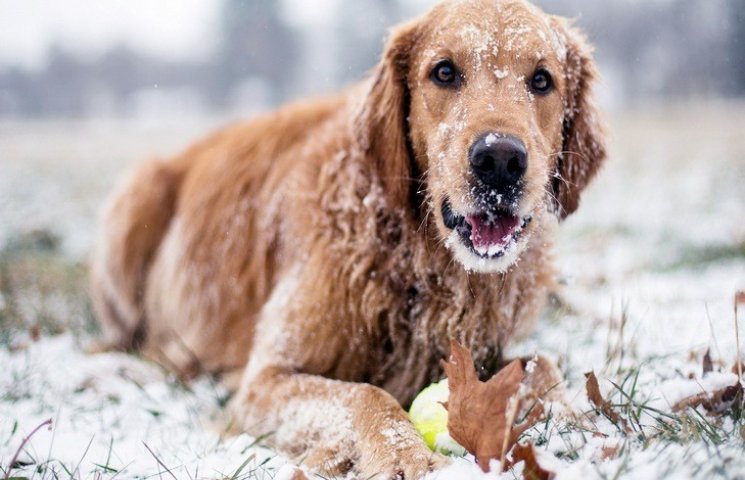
[362,449,450,480]
[361,444,449,479]
[302,442,446,479]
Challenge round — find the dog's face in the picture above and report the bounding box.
[359,0,605,273]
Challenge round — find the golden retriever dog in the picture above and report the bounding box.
[90,0,605,477]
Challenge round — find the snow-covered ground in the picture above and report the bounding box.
[1,103,744,479]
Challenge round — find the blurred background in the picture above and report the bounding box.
[1,0,744,118]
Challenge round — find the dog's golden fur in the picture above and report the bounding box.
[90,0,605,477]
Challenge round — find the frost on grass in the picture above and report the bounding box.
[1,108,744,479]
[0,335,289,479]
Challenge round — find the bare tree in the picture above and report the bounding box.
[211,0,299,105]
[335,0,403,83]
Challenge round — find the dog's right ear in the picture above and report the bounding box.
[355,20,420,208]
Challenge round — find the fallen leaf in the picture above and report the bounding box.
[290,470,309,480]
[511,443,555,480]
[442,340,540,473]
[274,465,309,480]
[29,324,40,342]
[523,355,566,405]
[600,444,620,461]
[584,372,629,431]
[736,291,745,305]
[673,382,744,414]
[703,349,713,375]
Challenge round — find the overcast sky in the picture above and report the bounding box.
[0,0,357,70]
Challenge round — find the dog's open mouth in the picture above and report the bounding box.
[442,199,532,259]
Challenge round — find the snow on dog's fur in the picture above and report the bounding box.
[90,0,605,477]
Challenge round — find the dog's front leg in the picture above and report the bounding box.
[232,366,442,479]
[228,277,445,479]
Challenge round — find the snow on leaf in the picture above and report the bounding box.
[511,443,555,480]
[523,355,566,403]
[274,465,310,480]
[732,361,745,377]
[672,382,744,414]
[736,291,745,305]
[442,340,542,473]
[600,444,621,461]
[584,371,629,431]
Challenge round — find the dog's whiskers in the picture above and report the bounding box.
[548,149,589,162]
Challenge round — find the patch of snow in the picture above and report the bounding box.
[484,132,500,146]
[0,334,289,479]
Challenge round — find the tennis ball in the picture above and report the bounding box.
[408,379,466,456]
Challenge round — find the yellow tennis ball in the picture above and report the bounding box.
[408,379,466,455]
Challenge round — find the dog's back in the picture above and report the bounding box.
[90,94,346,376]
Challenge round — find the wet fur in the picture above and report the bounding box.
[90,0,605,477]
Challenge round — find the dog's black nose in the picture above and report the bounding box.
[469,133,527,191]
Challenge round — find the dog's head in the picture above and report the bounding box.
[357,0,606,273]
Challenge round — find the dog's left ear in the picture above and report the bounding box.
[551,18,607,219]
[355,20,419,207]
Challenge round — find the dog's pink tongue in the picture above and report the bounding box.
[467,213,519,250]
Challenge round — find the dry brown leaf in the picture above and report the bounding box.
[672,382,744,413]
[736,291,745,305]
[290,470,309,480]
[29,324,40,342]
[274,466,309,480]
[600,444,620,461]
[703,383,742,412]
[584,372,629,431]
[511,443,555,480]
[523,355,566,405]
[703,348,713,375]
[442,340,542,473]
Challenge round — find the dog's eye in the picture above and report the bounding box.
[431,60,460,87]
[530,68,553,94]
